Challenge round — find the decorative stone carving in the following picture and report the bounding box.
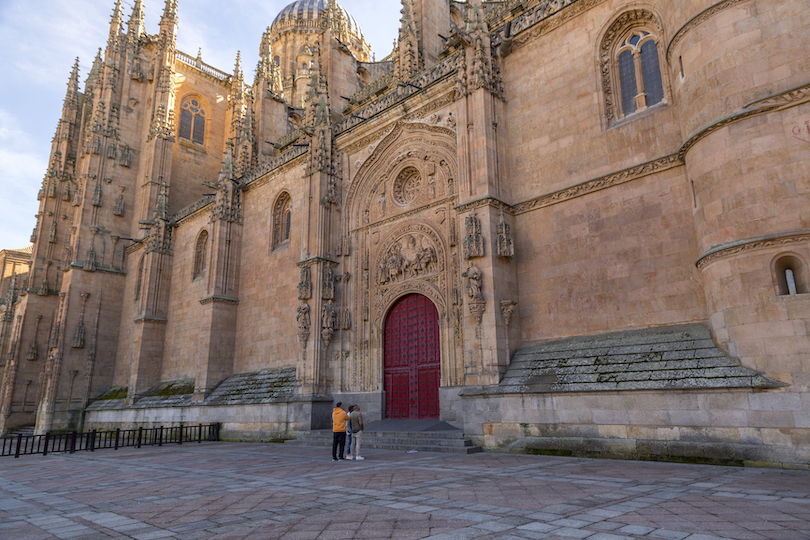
[321,300,335,347]
[113,187,125,216]
[463,215,484,259]
[341,308,351,330]
[322,264,335,300]
[393,166,421,206]
[298,265,312,300]
[296,302,311,344]
[72,292,90,348]
[496,210,514,258]
[377,233,438,286]
[462,264,483,301]
[92,181,102,207]
[500,300,517,327]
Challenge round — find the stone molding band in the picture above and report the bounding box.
[666,0,750,64]
[696,230,810,270]
[512,154,682,215]
[679,81,810,161]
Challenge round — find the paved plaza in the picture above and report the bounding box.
[1,442,809,540]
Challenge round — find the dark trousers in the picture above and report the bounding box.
[332,432,346,459]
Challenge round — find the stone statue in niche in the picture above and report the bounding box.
[322,300,336,330]
[462,264,483,301]
[377,234,438,285]
[297,302,311,331]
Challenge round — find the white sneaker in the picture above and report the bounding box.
[355,456,364,460]
[346,454,352,459]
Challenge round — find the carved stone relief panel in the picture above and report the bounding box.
[374,223,446,290]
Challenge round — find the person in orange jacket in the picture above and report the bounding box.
[332,402,349,461]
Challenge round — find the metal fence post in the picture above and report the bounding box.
[198,424,202,443]
[43,432,50,456]
[14,433,22,458]
[70,431,77,454]
[178,425,183,445]
[158,426,163,446]
[137,427,142,448]
[114,428,120,450]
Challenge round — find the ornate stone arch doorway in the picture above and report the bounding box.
[383,293,440,418]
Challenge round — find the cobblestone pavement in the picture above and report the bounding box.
[1,442,809,540]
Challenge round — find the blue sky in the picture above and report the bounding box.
[0,0,400,249]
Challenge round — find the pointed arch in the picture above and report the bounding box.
[272,191,292,249]
[193,229,209,279]
[178,95,208,145]
[346,122,458,231]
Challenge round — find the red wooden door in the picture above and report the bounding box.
[384,294,440,419]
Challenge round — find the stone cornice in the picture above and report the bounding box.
[696,230,810,270]
[172,195,214,225]
[296,256,338,268]
[666,0,750,64]
[512,154,682,215]
[455,196,514,215]
[490,0,607,51]
[199,295,239,305]
[352,195,457,234]
[679,81,810,160]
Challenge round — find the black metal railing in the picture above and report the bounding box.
[1,423,220,458]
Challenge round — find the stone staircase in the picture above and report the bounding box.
[285,419,482,455]
[486,323,784,394]
[2,425,35,437]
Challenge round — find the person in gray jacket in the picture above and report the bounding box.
[348,404,364,460]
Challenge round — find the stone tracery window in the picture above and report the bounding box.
[600,10,667,125]
[178,97,206,145]
[393,167,421,206]
[193,230,208,280]
[272,191,292,249]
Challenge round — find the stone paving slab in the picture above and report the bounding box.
[1,443,809,539]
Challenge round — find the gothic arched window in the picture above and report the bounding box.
[178,97,206,145]
[193,230,208,280]
[272,192,292,250]
[600,10,667,125]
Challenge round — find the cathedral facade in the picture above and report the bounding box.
[1,0,809,467]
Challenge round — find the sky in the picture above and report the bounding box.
[0,0,401,249]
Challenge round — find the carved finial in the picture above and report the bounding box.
[65,58,80,100]
[128,0,145,33]
[161,0,177,23]
[218,139,235,183]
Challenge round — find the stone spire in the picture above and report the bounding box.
[396,0,420,79]
[161,0,177,24]
[64,58,80,111]
[127,0,146,40]
[108,0,123,42]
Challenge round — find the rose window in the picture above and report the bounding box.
[393,167,421,205]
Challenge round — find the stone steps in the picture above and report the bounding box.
[490,323,784,394]
[285,429,483,455]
